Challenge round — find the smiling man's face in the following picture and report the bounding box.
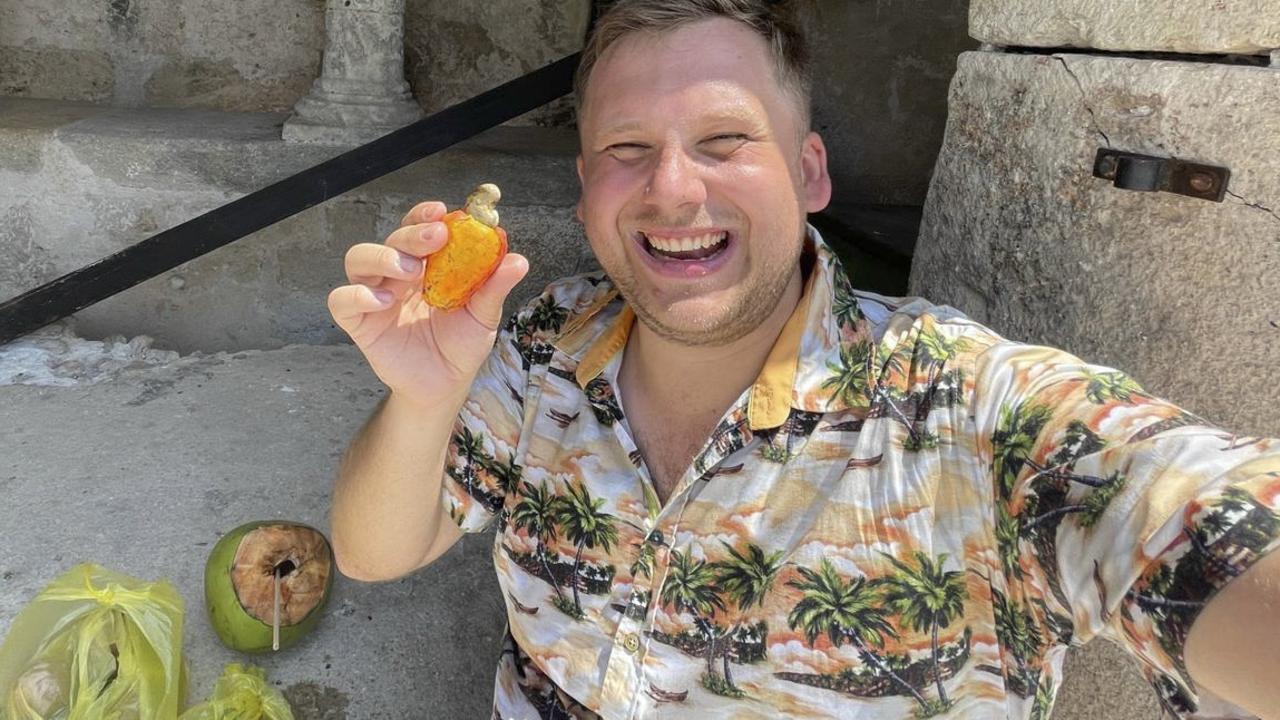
[576,17,832,346]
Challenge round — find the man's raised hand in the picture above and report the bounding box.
[327,200,529,407]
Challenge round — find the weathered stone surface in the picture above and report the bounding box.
[0,0,322,113]
[405,0,590,128]
[970,0,1280,55]
[0,98,591,353]
[144,59,315,113]
[914,52,1280,440]
[915,51,1280,719]
[0,46,114,104]
[0,340,506,718]
[1058,641,1162,719]
[810,0,974,206]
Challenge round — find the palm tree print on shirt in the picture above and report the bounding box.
[511,295,570,368]
[821,339,874,408]
[650,543,785,698]
[1083,370,1145,405]
[783,559,934,710]
[705,543,786,696]
[511,479,568,603]
[553,480,619,619]
[448,426,503,514]
[878,551,969,710]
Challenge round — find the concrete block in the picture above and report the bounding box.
[970,0,1280,55]
[913,51,1280,439]
[0,339,507,718]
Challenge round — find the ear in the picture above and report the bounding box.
[575,154,586,223]
[798,131,832,213]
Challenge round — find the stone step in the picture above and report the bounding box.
[970,0,1280,55]
[0,97,592,353]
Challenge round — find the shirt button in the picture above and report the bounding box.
[622,632,640,654]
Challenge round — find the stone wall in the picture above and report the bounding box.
[0,0,971,205]
[0,0,325,111]
[0,0,589,121]
[971,0,1280,54]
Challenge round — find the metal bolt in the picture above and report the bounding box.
[1189,172,1216,193]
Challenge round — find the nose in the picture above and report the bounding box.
[644,143,707,210]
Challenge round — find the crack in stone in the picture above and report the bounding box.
[1054,56,1111,148]
[1226,190,1280,226]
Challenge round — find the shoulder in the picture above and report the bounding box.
[847,287,1007,359]
[505,272,616,336]
[501,272,621,366]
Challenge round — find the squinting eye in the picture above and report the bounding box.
[607,143,648,159]
[706,134,747,143]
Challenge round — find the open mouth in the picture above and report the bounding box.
[640,231,730,262]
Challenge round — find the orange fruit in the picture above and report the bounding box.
[423,185,508,311]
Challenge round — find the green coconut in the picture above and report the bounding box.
[205,520,334,653]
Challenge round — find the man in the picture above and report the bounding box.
[326,1,1280,718]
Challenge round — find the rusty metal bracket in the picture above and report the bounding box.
[1092,149,1230,202]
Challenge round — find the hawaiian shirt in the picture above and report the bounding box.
[440,226,1280,720]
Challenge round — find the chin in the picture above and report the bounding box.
[633,298,758,347]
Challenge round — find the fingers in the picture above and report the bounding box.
[328,284,394,336]
[466,253,530,330]
[384,221,448,257]
[399,201,447,228]
[344,242,426,285]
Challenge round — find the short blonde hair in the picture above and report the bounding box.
[574,0,815,128]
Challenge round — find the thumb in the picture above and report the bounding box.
[467,253,530,330]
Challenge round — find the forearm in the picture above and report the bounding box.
[330,387,468,581]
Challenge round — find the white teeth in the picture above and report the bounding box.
[644,232,727,253]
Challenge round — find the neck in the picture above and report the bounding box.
[623,266,804,415]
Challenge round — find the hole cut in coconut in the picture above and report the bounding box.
[230,525,331,627]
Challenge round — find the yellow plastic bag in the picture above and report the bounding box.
[179,664,293,720]
[0,564,185,719]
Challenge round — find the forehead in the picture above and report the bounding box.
[581,17,795,135]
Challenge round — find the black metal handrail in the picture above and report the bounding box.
[0,53,580,346]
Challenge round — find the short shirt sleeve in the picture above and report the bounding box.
[439,312,529,534]
[971,341,1280,716]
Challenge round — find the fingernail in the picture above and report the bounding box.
[373,289,394,304]
[399,254,423,273]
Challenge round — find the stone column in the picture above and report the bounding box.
[283,0,423,145]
